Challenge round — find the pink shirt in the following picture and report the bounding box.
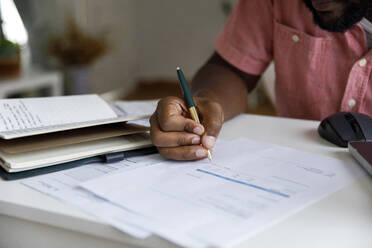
[215,0,372,120]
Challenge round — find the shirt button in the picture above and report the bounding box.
[348,99,356,108]
[358,58,367,67]
[292,34,300,42]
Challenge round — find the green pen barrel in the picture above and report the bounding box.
[177,68,195,108]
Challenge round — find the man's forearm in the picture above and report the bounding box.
[191,53,260,121]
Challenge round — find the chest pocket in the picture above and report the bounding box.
[273,21,334,119]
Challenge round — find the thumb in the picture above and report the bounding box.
[199,101,224,150]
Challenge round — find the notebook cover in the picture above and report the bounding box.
[0,146,158,181]
[0,123,149,154]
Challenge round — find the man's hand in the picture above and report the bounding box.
[150,96,224,160]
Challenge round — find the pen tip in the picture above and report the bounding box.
[176,67,181,70]
[207,150,212,161]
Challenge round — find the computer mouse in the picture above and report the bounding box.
[318,112,372,147]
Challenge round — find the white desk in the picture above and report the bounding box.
[1,114,371,248]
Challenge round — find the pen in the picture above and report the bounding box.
[176,67,212,160]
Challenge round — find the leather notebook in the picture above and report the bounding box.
[0,95,153,176]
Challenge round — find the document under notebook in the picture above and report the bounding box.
[0,95,154,173]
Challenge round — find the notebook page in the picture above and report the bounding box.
[0,95,117,135]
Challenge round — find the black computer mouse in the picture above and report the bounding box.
[318,112,372,147]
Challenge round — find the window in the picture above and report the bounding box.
[0,0,27,45]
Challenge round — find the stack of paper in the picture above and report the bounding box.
[24,138,364,248]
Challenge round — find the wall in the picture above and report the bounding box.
[132,0,229,80]
[71,0,232,94]
[19,0,234,94]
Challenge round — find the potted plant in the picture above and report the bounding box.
[0,19,20,78]
[49,19,108,94]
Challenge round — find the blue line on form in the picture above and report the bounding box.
[196,169,290,198]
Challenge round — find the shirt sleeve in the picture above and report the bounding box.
[215,0,274,75]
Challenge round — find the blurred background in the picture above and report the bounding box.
[0,0,275,115]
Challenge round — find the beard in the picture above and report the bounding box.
[302,0,372,32]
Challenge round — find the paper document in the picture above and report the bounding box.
[81,139,364,248]
[0,95,117,132]
[23,153,165,238]
[113,100,158,127]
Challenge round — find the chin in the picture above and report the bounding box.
[316,11,342,28]
[302,0,372,32]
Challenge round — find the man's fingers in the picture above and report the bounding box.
[158,146,208,161]
[150,96,225,161]
[198,101,224,149]
[157,98,204,135]
[152,131,201,147]
[159,114,204,134]
[150,115,201,147]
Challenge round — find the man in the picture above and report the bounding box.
[150,0,372,160]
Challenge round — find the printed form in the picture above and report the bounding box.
[113,100,158,127]
[23,153,165,238]
[80,139,364,248]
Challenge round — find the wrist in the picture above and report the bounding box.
[193,89,219,103]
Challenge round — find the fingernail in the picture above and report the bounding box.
[196,149,207,158]
[205,136,216,149]
[193,126,204,135]
[192,136,200,145]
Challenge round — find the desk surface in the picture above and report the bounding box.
[1,114,372,248]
